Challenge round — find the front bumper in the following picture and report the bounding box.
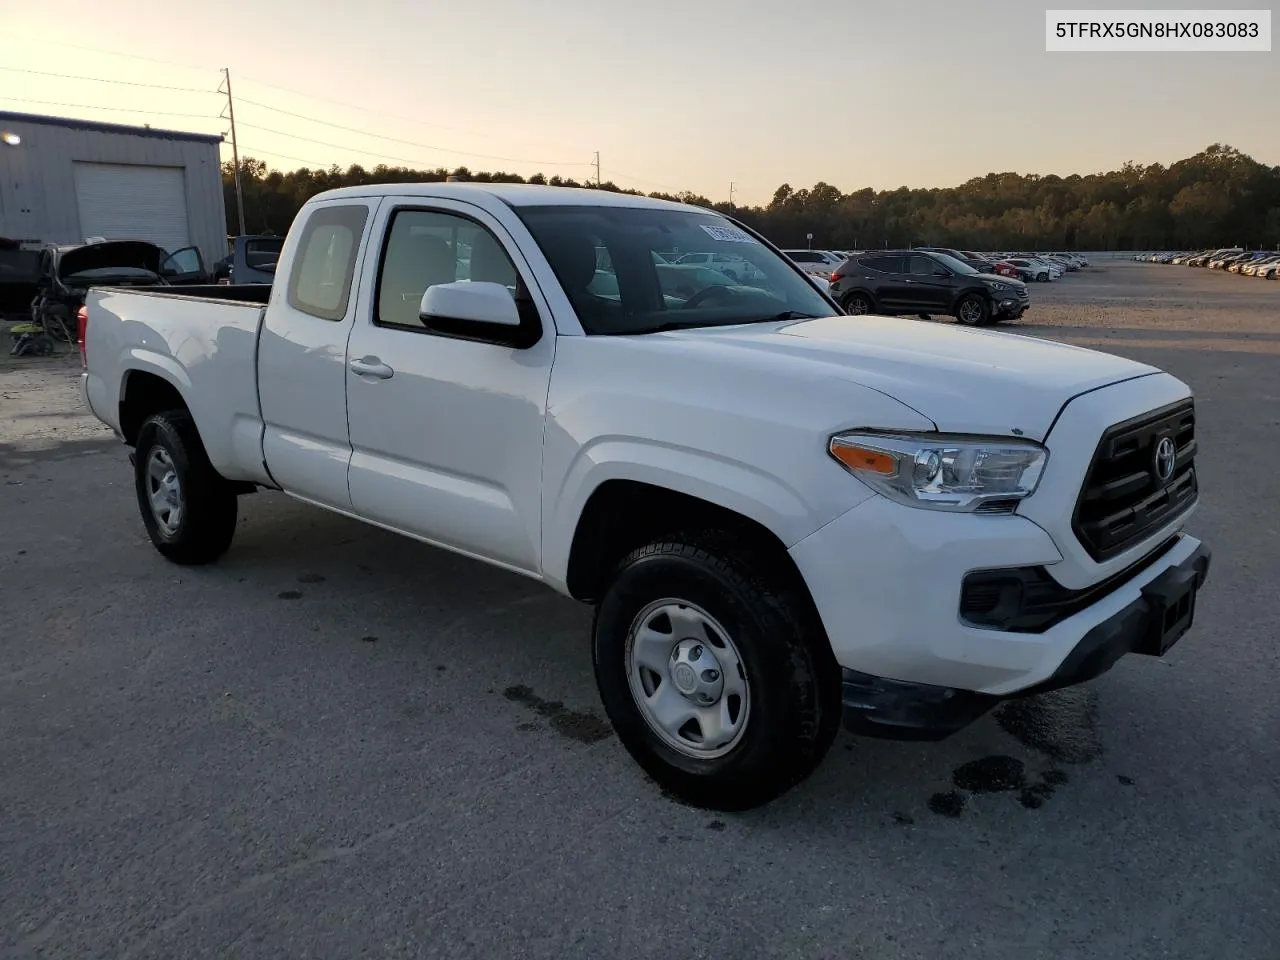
[837,538,1211,740]
[994,295,1029,318]
[790,488,1208,694]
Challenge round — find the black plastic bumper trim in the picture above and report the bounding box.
[1021,540,1210,696]
[840,670,998,742]
[842,541,1211,741]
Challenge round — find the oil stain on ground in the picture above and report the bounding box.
[927,756,1070,817]
[994,687,1103,765]
[502,684,612,745]
[928,791,966,818]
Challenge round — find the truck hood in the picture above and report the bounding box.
[659,315,1159,441]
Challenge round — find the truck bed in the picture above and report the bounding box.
[112,283,273,304]
[82,285,273,487]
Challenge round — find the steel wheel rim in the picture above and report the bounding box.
[959,300,982,324]
[625,599,751,760]
[146,448,183,536]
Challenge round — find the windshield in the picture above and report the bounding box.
[932,252,979,275]
[515,205,834,335]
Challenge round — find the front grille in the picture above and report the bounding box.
[1073,399,1197,561]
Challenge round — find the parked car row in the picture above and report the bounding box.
[1136,247,1280,278]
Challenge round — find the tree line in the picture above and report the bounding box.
[223,142,1280,252]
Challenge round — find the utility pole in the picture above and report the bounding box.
[592,151,601,187]
[729,181,736,207]
[219,68,247,236]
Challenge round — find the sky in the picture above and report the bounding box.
[1,0,1276,206]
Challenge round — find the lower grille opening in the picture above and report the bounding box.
[960,537,1179,633]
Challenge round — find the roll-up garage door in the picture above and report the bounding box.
[73,162,191,252]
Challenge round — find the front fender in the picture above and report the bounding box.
[540,436,875,591]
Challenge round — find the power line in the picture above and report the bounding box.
[235,121,468,169]
[6,36,218,74]
[235,144,334,168]
[236,120,591,171]
[608,167,681,192]
[0,96,217,121]
[0,65,214,94]
[233,74,504,143]
[233,97,588,167]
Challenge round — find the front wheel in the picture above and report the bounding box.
[955,294,991,326]
[592,532,841,811]
[134,410,238,565]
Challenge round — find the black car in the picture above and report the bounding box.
[829,249,1029,326]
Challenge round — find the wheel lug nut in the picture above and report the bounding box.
[690,645,702,659]
[702,669,719,682]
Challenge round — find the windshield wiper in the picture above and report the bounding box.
[761,310,818,321]
[624,312,819,336]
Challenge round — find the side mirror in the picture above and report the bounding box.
[419,281,520,327]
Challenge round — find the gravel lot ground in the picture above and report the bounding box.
[2,261,1277,959]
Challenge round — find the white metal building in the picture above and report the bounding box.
[0,111,227,262]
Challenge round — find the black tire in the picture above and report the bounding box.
[134,409,238,565]
[841,291,874,315]
[1037,272,1049,282]
[955,294,991,326]
[592,530,841,811]
[917,313,931,321]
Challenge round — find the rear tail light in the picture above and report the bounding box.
[829,269,843,283]
[76,305,88,369]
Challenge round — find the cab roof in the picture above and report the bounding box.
[310,182,703,212]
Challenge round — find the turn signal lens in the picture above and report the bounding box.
[829,442,895,475]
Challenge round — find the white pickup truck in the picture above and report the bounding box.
[80,184,1211,811]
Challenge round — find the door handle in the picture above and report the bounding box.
[349,356,394,380]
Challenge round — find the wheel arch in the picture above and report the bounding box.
[119,367,191,446]
[560,476,819,608]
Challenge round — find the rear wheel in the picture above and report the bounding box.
[842,292,874,315]
[134,410,238,565]
[592,531,841,811]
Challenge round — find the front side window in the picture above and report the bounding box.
[376,208,520,330]
[287,204,369,321]
[162,247,203,274]
[514,205,833,335]
[910,254,941,277]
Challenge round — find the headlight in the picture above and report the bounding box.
[828,432,1048,513]
[983,279,1008,292]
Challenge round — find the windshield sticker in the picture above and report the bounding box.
[698,223,757,244]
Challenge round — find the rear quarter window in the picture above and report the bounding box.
[286,205,370,321]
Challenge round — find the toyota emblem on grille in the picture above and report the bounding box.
[1153,436,1176,482]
